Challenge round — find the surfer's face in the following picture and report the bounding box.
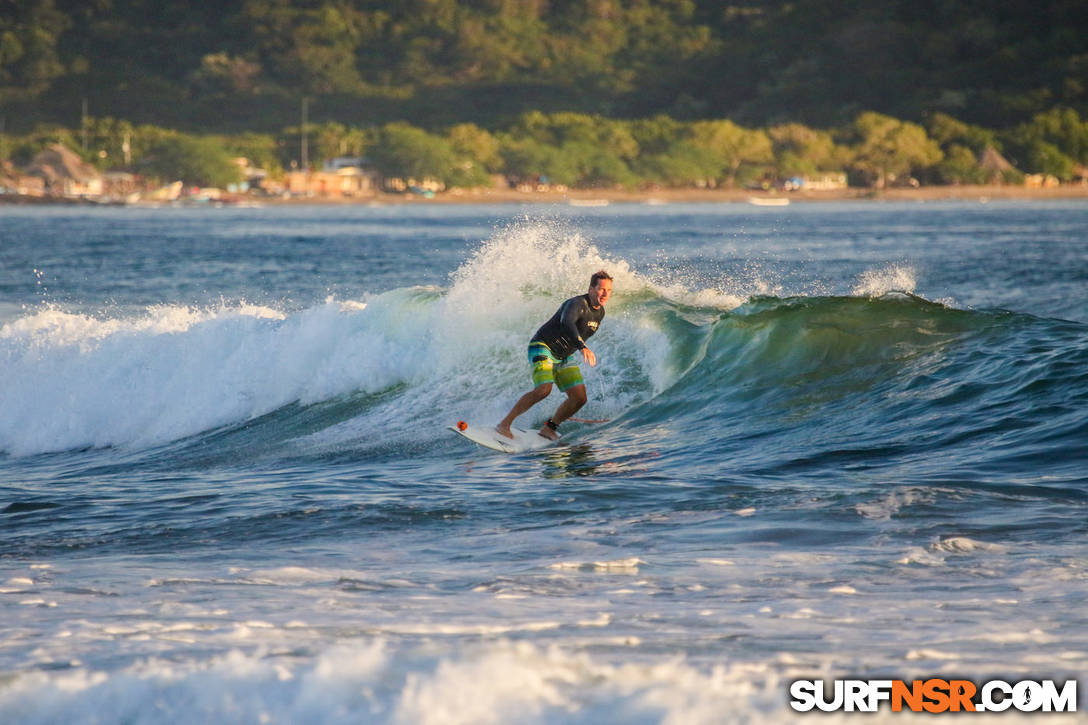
[590,278,612,306]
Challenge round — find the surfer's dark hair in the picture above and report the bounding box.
[590,270,613,288]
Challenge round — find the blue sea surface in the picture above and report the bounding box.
[1,201,1086,722]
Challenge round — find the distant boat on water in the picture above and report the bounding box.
[747,196,790,206]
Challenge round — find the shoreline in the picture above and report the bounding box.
[3,184,1088,207]
[214,184,1088,205]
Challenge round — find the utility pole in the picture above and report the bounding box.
[81,98,89,152]
[301,97,309,171]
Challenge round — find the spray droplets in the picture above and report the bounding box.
[852,264,918,298]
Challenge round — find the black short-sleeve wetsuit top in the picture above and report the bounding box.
[531,294,605,361]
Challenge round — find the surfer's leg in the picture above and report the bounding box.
[553,384,588,424]
[500,343,560,438]
[539,384,587,439]
[537,360,587,438]
[497,383,552,438]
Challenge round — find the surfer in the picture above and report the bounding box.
[496,270,613,441]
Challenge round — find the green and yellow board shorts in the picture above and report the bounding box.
[528,342,584,392]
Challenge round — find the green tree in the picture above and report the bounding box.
[498,135,565,184]
[628,115,686,156]
[1002,107,1088,177]
[501,112,640,187]
[627,115,709,185]
[127,125,180,165]
[369,122,456,182]
[444,4,549,83]
[224,133,285,177]
[445,123,502,187]
[5,124,76,165]
[926,113,998,155]
[308,122,367,162]
[142,134,243,187]
[0,0,70,97]
[80,117,137,169]
[934,144,988,184]
[846,112,943,188]
[1023,140,1076,179]
[189,52,263,96]
[636,141,717,187]
[245,1,364,93]
[5,0,1088,137]
[447,123,502,172]
[768,123,845,178]
[563,141,638,188]
[691,120,772,187]
[1030,108,1088,163]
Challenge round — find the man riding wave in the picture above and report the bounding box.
[496,270,613,441]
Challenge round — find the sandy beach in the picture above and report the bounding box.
[3,184,1086,208]
[277,183,1088,205]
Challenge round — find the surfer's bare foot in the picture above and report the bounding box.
[495,424,514,439]
[538,426,559,441]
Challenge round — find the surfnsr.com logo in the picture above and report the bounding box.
[789,679,1078,713]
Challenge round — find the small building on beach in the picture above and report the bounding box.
[25,144,104,197]
[286,157,380,197]
[0,161,46,197]
[782,173,847,191]
[979,146,1017,184]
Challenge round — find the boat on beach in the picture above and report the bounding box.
[747,196,790,206]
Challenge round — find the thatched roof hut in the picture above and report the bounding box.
[0,160,46,196]
[979,146,1015,184]
[26,144,104,196]
[0,160,17,189]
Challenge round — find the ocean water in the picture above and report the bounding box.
[1,200,1086,723]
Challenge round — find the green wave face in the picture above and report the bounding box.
[615,293,1086,486]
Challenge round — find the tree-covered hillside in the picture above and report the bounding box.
[1,0,1085,133]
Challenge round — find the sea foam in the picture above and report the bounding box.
[0,640,786,725]
[0,300,384,455]
[0,223,716,456]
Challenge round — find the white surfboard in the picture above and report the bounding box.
[449,421,559,453]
